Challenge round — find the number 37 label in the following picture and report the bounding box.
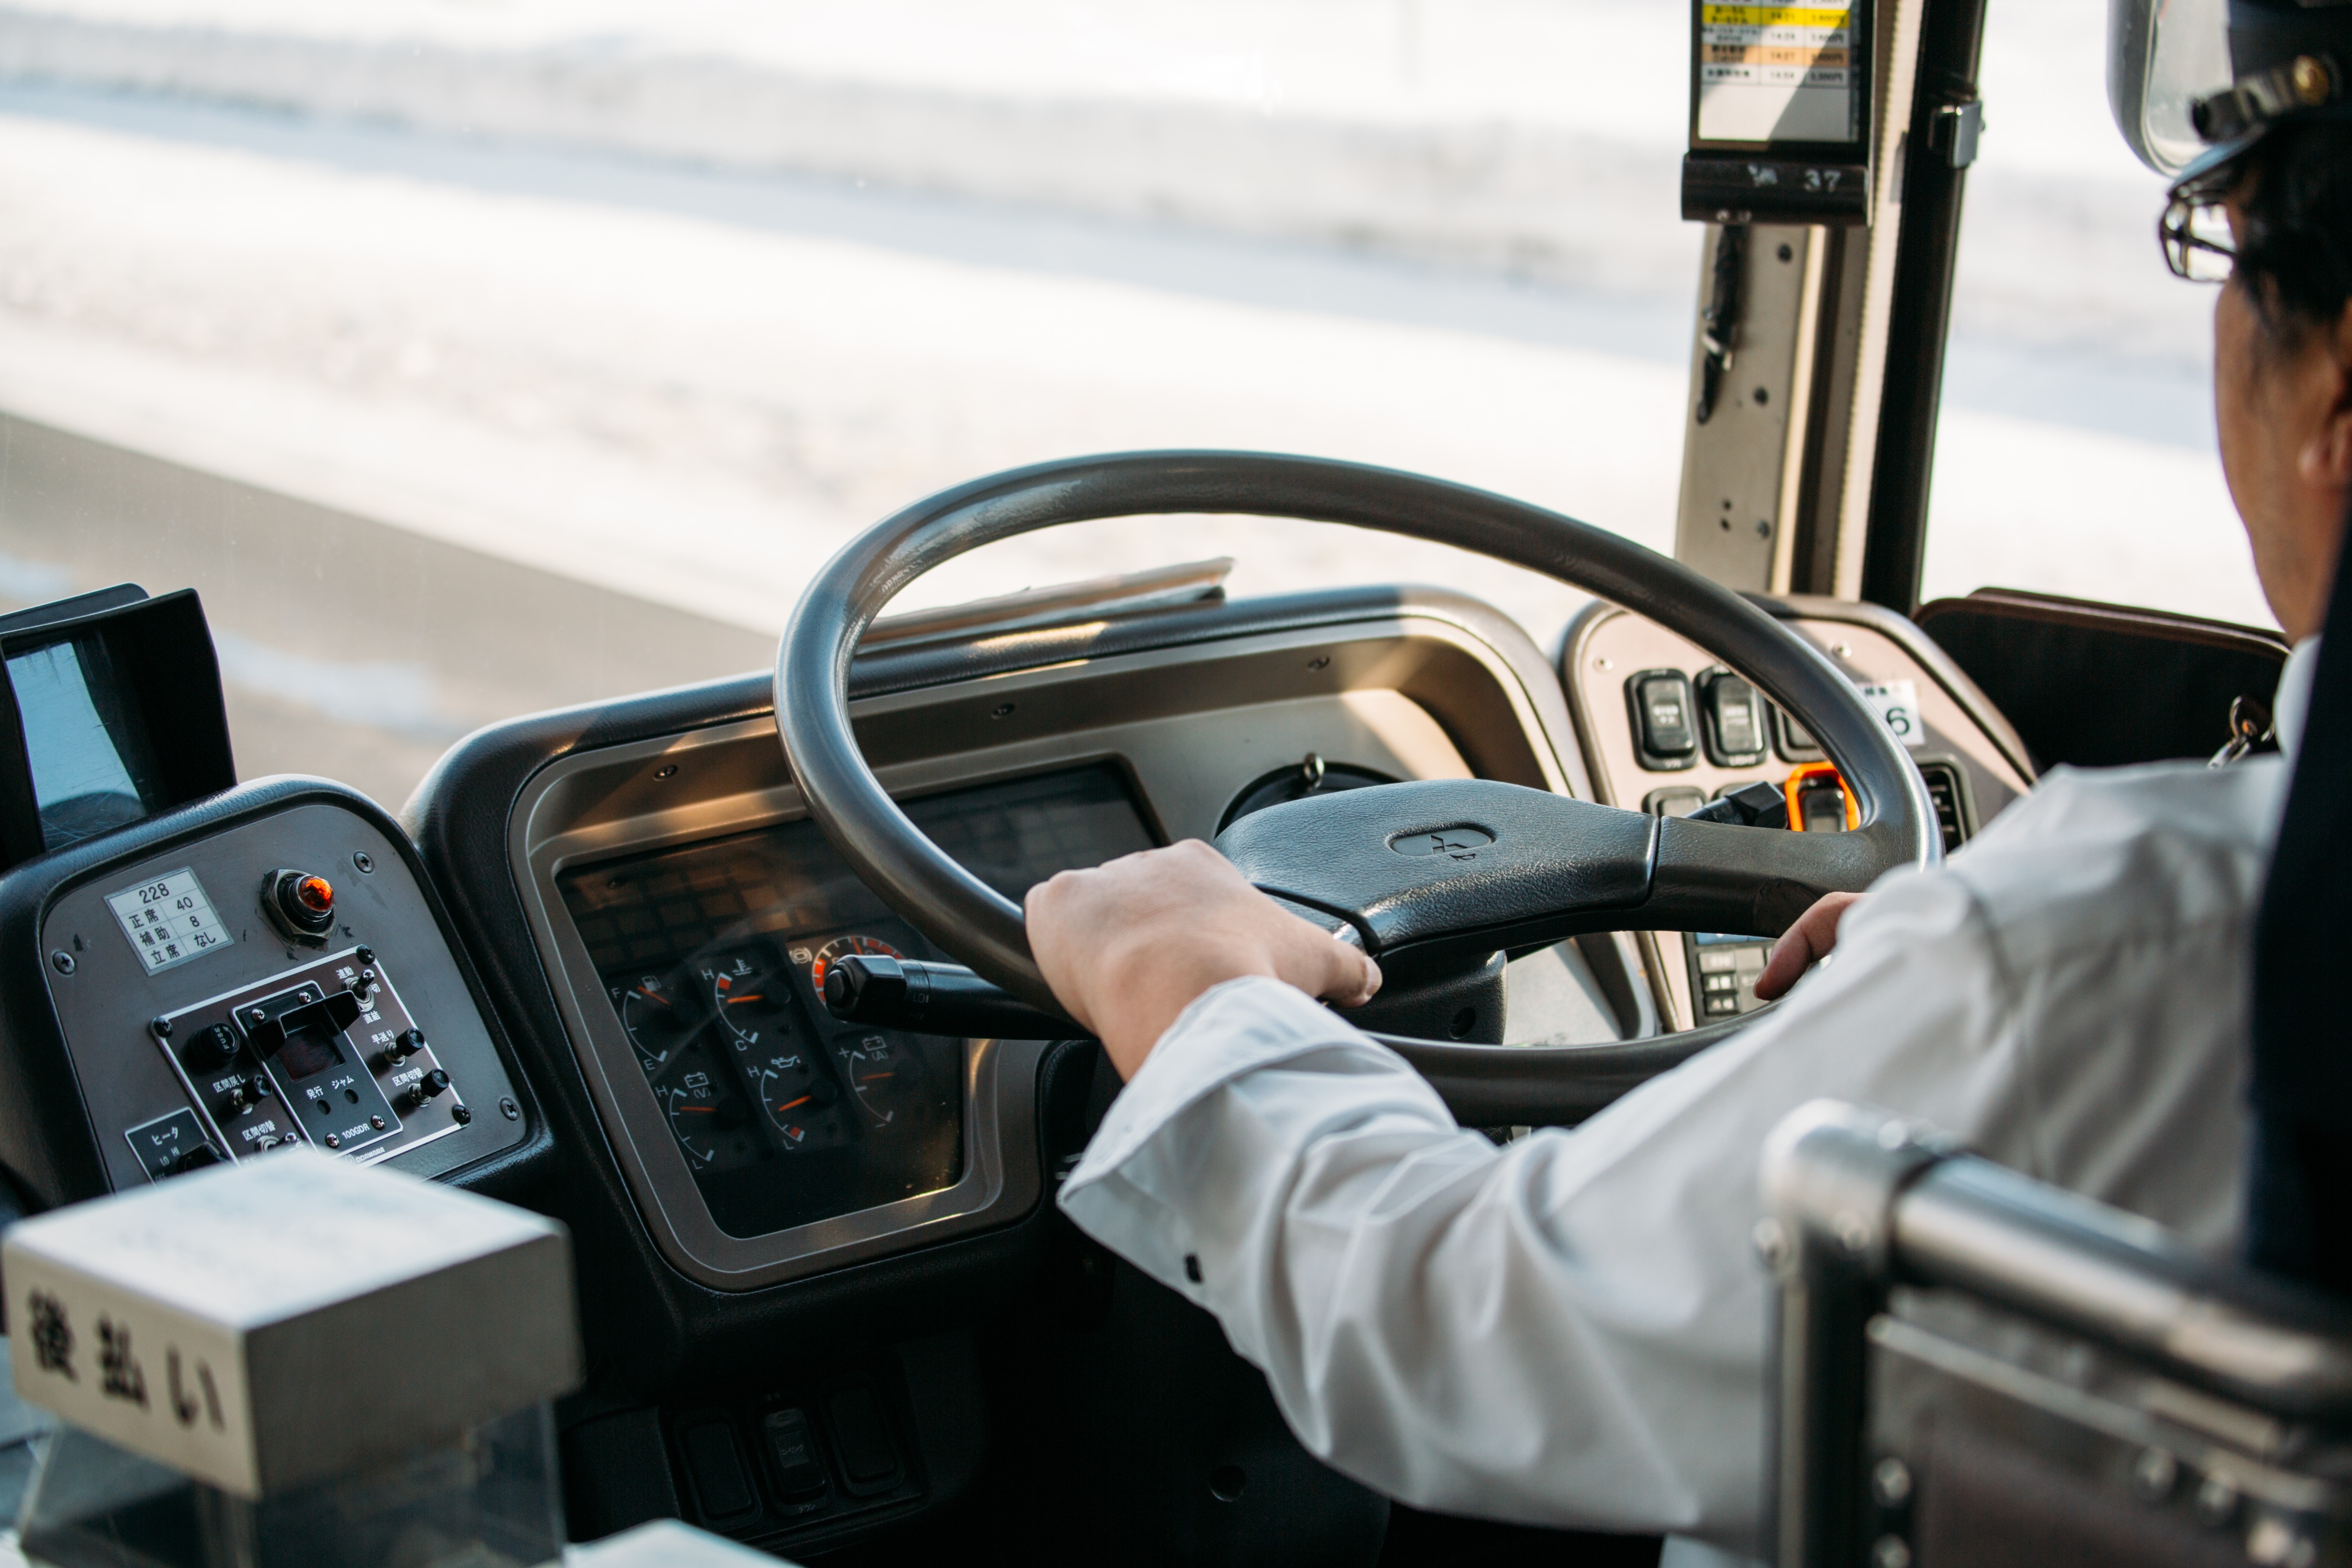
[1857,680,1925,747]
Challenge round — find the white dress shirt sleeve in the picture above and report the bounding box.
[1059,862,2017,1552]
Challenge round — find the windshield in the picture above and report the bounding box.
[0,0,2268,811]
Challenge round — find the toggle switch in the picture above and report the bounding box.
[377,1028,425,1071]
[402,1069,450,1111]
[218,1076,270,1117]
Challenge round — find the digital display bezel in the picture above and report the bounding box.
[1687,0,1872,156]
[1682,0,1876,225]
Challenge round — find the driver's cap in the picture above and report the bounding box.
[2185,0,2352,178]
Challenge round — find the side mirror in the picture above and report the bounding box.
[2109,0,2233,176]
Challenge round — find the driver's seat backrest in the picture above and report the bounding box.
[2249,497,2352,1295]
[1760,1101,2352,1568]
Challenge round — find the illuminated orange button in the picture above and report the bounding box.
[293,875,334,915]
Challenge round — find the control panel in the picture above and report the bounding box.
[147,945,466,1170]
[35,794,528,1195]
[1563,600,2038,1030]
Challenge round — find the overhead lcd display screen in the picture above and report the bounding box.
[1696,3,1859,145]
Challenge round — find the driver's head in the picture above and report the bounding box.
[2161,0,2352,639]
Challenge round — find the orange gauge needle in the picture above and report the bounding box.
[860,1072,896,1082]
[635,988,669,1006]
[727,994,764,1005]
[674,1105,715,1114]
[775,1095,812,1111]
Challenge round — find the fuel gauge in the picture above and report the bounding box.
[612,972,702,1076]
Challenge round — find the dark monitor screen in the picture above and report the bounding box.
[6,634,167,851]
[0,586,234,870]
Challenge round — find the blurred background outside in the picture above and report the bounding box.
[0,0,2258,806]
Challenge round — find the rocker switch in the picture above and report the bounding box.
[762,1409,829,1501]
[1699,671,1768,767]
[1627,670,1699,771]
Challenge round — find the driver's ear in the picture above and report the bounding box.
[2303,300,2352,488]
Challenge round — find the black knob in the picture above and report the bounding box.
[171,1146,222,1176]
[378,1028,425,1070]
[404,1069,450,1110]
[182,1024,240,1072]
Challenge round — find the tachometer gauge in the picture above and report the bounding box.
[612,971,701,1075]
[656,1040,758,1171]
[807,934,902,997]
[835,1032,922,1128]
[704,949,795,1047]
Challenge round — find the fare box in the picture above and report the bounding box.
[3,1149,580,1499]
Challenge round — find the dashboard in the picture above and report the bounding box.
[0,577,2036,1555]
[500,591,1615,1290]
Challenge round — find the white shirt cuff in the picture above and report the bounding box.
[1067,974,1394,1182]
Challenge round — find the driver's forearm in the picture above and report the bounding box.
[1057,977,1758,1540]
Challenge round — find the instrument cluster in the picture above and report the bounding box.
[557,764,1155,1239]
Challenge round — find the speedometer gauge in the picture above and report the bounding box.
[807,934,902,997]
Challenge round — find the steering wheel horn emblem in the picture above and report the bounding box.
[1389,826,1495,861]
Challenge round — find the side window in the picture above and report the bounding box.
[1920,0,2270,630]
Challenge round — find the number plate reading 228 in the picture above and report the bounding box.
[105,868,234,975]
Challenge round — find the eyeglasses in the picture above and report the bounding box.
[2160,187,2236,281]
[2160,162,2242,282]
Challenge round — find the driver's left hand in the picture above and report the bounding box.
[1027,840,1383,1079]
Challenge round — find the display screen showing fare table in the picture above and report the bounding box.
[1697,4,1858,145]
[105,867,233,975]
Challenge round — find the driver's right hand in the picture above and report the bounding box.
[1753,890,1864,1001]
[1027,840,1383,1080]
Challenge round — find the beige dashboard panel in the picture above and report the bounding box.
[1563,603,2035,1029]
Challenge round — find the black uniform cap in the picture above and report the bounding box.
[2184,0,2352,178]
